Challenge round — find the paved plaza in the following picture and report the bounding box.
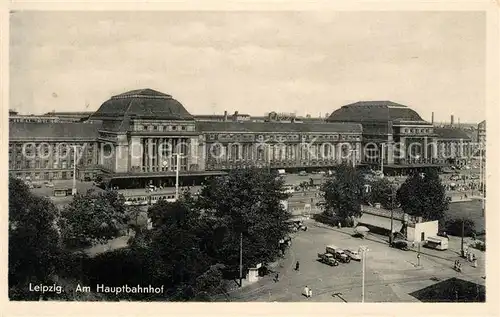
[227,219,485,302]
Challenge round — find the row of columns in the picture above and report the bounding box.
[211,142,361,163]
[141,137,190,173]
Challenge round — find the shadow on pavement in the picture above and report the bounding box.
[409,277,485,302]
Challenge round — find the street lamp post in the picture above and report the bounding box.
[239,231,243,287]
[359,246,368,302]
[389,186,397,244]
[460,218,465,257]
[417,242,421,266]
[172,153,181,200]
[72,145,78,196]
[349,149,357,168]
[380,144,384,175]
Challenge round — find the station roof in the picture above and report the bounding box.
[327,101,427,123]
[91,89,194,122]
[196,121,362,133]
[434,127,472,140]
[9,122,101,141]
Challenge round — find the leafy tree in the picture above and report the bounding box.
[8,177,61,300]
[126,206,149,234]
[320,164,364,226]
[197,168,292,274]
[443,217,476,237]
[397,168,449,221]
[365,178,399,209]
[60,189,129,248]
[147,199,217,299]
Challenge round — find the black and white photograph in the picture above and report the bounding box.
[5,7,495,307]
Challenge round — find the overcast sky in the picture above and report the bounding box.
[10,11,485,123]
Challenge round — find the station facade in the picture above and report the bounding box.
[9,89,475,185]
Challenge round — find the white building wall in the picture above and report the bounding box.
[407,220,438,243]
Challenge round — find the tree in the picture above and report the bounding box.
[60,189,129,248]
[397,169,449,221]
[320,164,364,226]
[8,177,61,300]
[443,217,476,237]
[146,198,217,299]
[365,178,399,209]
[126,206,149,234]
[196,168,292,274]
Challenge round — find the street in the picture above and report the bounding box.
[228,218,485,302]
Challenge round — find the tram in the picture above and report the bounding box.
[122,190,177,206]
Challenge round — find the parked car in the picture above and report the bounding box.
[45,183,54,188]
[334,250,351,263]
[326,245,351,263]
[298,171,308,176]
[391,240,410,251]
[344,249,362,261]
[317,252,340,266]
[294,221,308,231]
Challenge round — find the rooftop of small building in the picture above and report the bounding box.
[434,127,472,140]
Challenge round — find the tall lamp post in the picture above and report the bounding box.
[239,232,243,287]
[349,149,358,168]
[359,246,368,302]
[72,145,78,196]
[380,144,384,176]
[172,153,181,200]
[389,185,397,244]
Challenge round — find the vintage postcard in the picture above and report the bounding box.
[2,2,499,317]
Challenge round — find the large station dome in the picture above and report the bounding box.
[91,89,194,121]
[327,101,425,123]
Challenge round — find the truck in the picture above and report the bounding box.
[317,252,339,266]
[326,245,351,263]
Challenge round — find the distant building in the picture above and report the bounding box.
[8,88,363,187]
[9,122,101,181]
[477,120,486,158]
[194,110,251,122]
[477,120,486,146]
[433,127,473,166]
[327,101,437,174]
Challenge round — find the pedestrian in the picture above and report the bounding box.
[473,258,478,268]
[308,288,313,298]
[303,286,309,297]
[295,261,300,271]
[275,273,279,282]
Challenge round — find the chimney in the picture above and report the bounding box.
[431,112,434,124]
[451,115,454,126]
[223,110,228,122]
